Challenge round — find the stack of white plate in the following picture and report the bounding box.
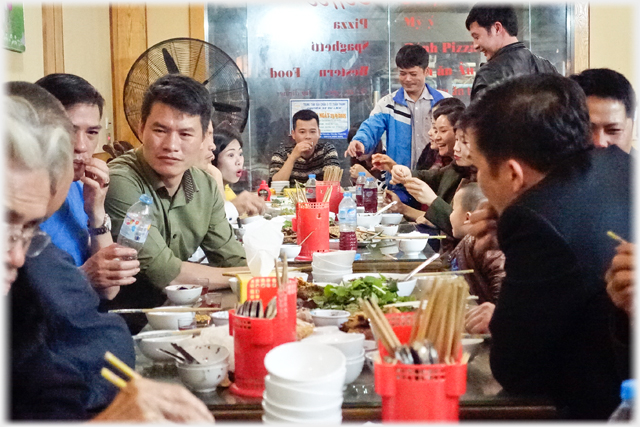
[262,342,346,424]
[271,180,290,194]
[312,251,356,283]
[303,331,366,385]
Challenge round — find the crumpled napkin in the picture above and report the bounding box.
[242,217,284,277]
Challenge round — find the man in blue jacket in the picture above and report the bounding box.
[344,44,450,170]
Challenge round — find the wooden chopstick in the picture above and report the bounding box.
[105,351,141,380]
[108,307,222,314]
[132,327,210,340]
[101,368,127,389]
[414,270,474,277]
[607,230,628,244]
[222,267,303,277]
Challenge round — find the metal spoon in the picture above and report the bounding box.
[401,253,440,282]
[411,339,439,365]
[394,345,416,365]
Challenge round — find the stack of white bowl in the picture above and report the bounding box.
[271,180,290,194]
[262,342,346,424]
[303,331,366,386]
[312,250,356,283]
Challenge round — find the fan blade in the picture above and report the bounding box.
[212,102,242,113]
[162,48,180,74]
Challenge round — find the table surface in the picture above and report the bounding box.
[138,239,557,421]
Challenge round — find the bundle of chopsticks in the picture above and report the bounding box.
[323,165,343,183]
[287,181,308,205]
[360,275,470,365]
[101,351,141,389]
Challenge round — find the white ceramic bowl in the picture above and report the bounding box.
[462,337,485,361]
[398,236,428,255]
[310,309,351,327]
[181,343,230,365]
[380,213,403,225]
[228,277,239,295]
[312,257,355,271]
[262,385,342,409]
[280,244,301,260]
[341,273,417,297]
[264,342,346,384]
[262,411,342,424]
[146,310,195,330]
[357,213,382,229]
[344,355,365,384]
[262,397,342,420]
[137,333,190,362]
[313,250,357,267]
[311,326,341,336]
[364,351,380,372]
[374,224,399,236]
[210,310,229,326]
[165,284,203,306]
[303,332,365,359]
[311,264,352,276]
[265,372,346,395]
[271,181,289,193]
[176,359,228,392]
[312,272,347,284]
[363,340,378,353]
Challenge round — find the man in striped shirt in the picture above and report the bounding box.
[269,109,340,185]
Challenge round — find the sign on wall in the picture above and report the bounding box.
[290,98,350,139]
[4,3,25,53]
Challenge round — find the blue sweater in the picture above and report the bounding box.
[40,181,90,266]
[353,84,448,167]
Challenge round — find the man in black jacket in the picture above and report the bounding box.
[461,73,630,419]
[465,4,557,100]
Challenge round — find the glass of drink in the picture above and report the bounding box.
[196,278,210,295]
[177,317,198,331]
[203,292,223,309]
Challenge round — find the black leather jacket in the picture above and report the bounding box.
[471,42,558,100]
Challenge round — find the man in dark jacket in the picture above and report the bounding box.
[462,73,630,419]
[465,4,557,100]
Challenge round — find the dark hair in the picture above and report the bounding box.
[140,74,212,134]
[434,97,466,111]
[569,68,636,119]
[35,73,105,117]
[433,103,465,130]
[460,73,592,174]
[465,4,518,37]
[456,182,486,213]
[212,127,243,167]
[292,109,320,129]
[395,44,429,69]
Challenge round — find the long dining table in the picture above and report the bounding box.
[134,233,558,421]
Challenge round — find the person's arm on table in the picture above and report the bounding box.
[81,158,139,300]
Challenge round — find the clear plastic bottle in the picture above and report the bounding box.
[306,173,317,203]
[338,192,358,251]
[363,177,377,213]
[355,172,366,207]
[117,194,153,253]
[609,379,634,422]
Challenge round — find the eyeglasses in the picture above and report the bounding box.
[6,222,51,258]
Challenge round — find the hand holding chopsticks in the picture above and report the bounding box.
[101,351,141,389]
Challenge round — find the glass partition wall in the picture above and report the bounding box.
[207,2,573,191]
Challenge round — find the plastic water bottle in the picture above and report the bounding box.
[609,379,634,422]
[306,174,317,203]
[338,192,357,250]
[355,172,366,207]
[117,194,153,253]
[363,177,377,213]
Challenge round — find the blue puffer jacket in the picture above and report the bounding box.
[353,84,449,167]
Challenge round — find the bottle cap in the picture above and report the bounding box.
[309,174,316,179]
[621,379,635,400]
[139,194,153,205]
[343,192,351,198]
[358,172,366,176]
[260,180,267,185]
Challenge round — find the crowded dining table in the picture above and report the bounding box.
[131,193,558,422]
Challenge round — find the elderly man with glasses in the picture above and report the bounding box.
[6,86,213,422]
